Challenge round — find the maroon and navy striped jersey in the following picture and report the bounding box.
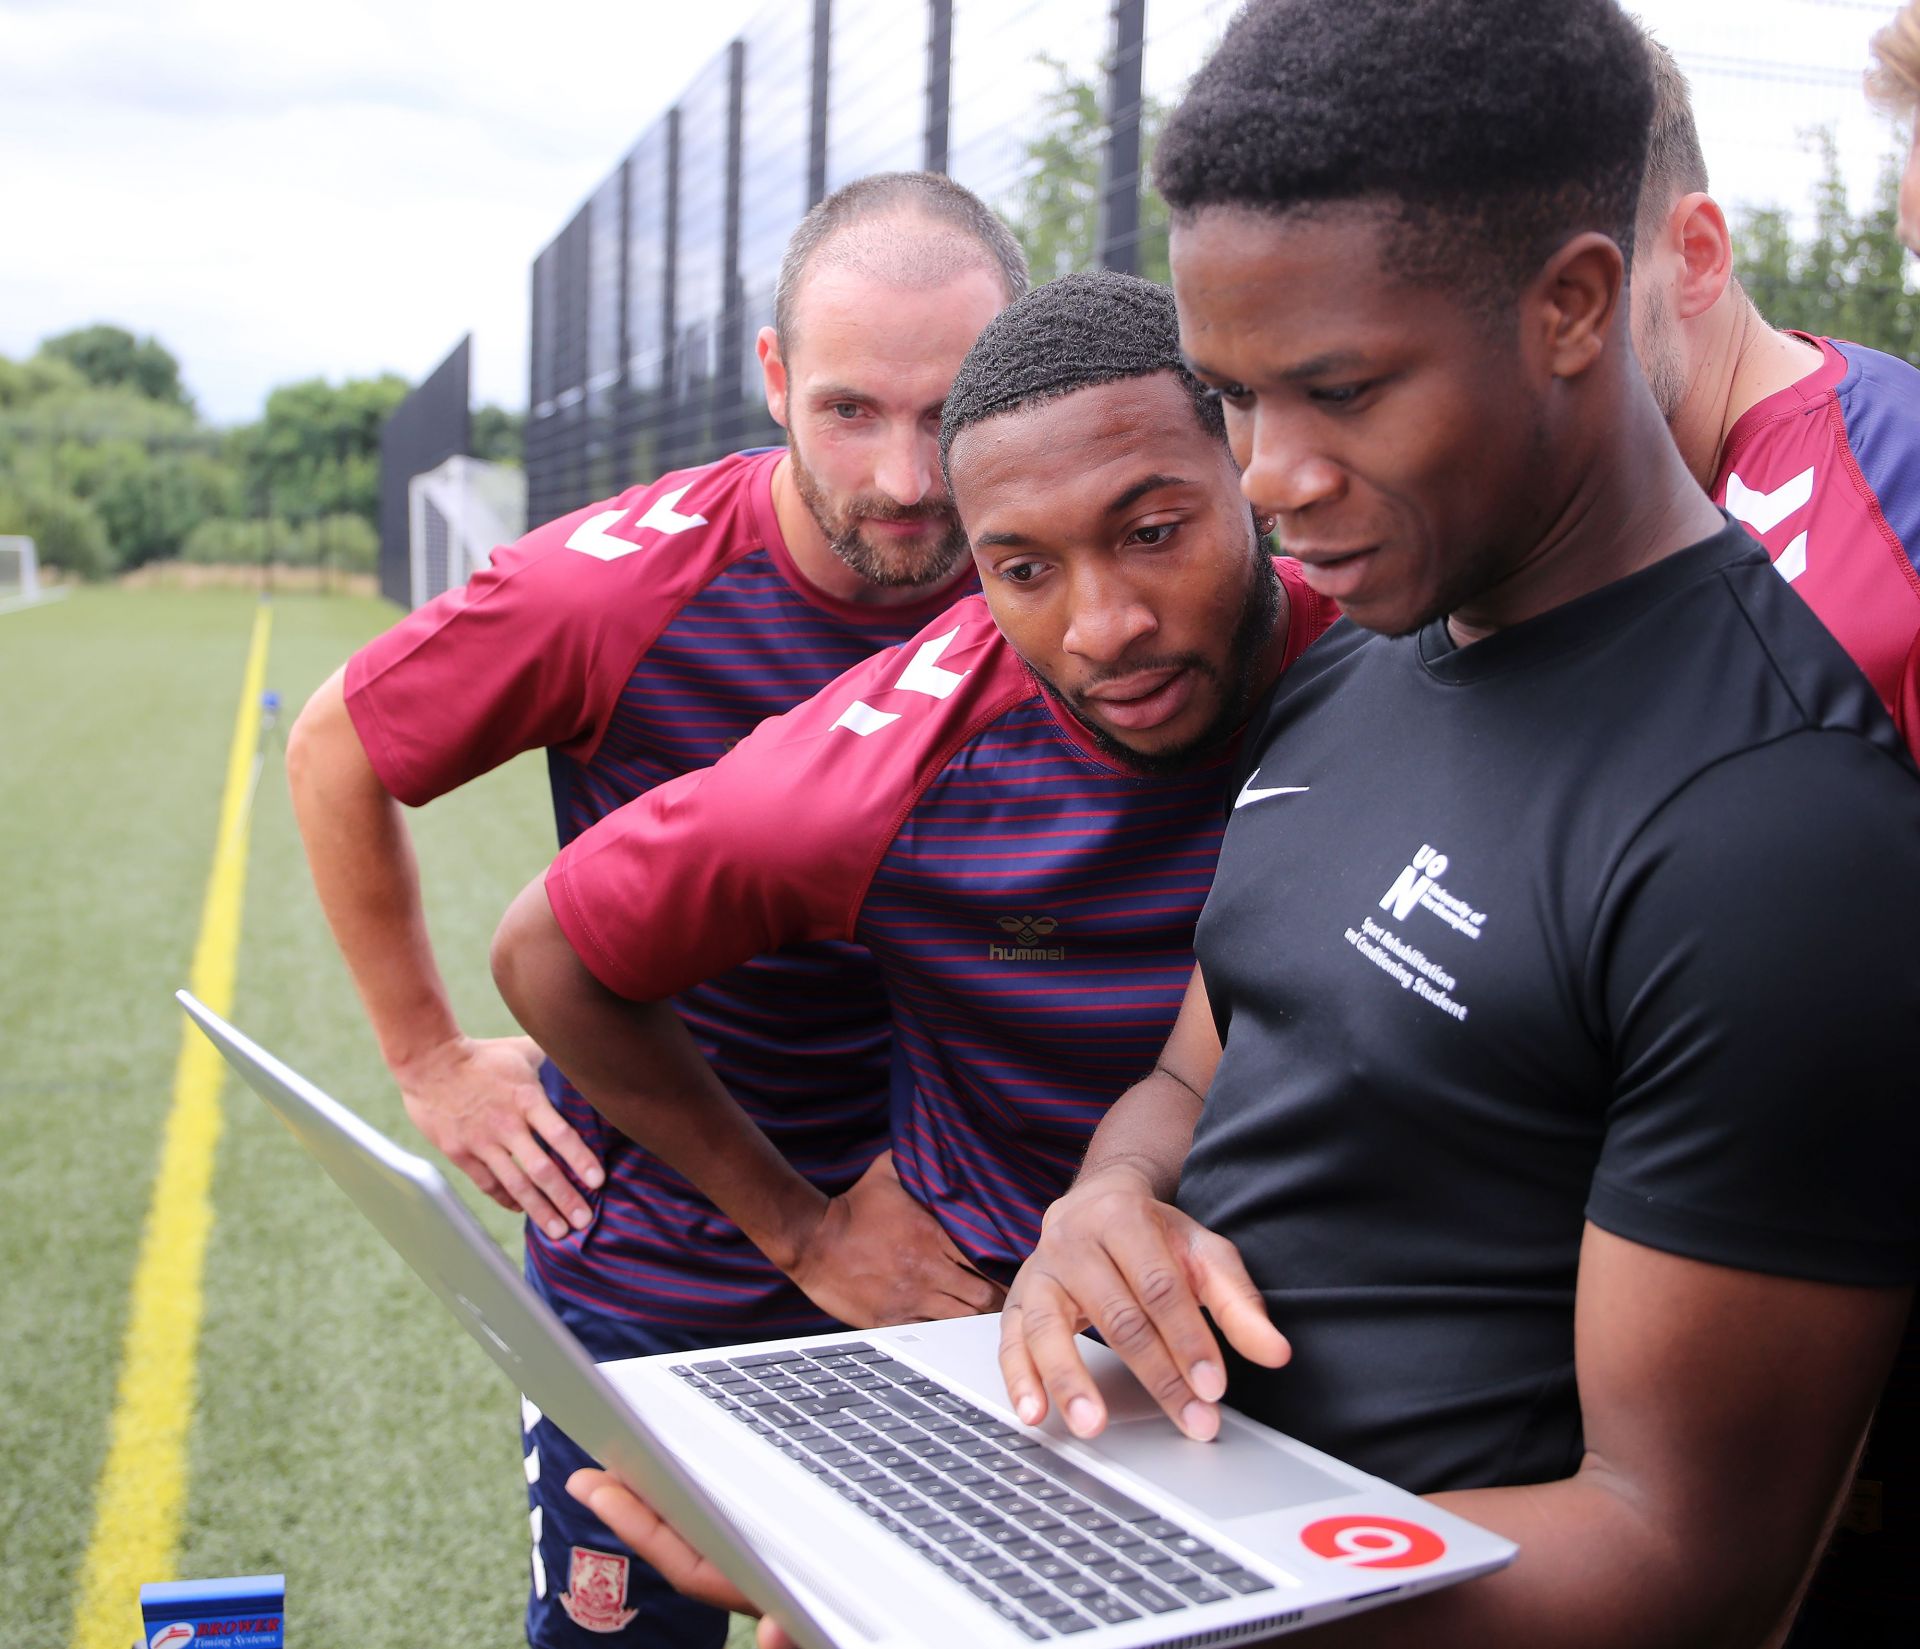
[343,449,976,1348]
[548,561,1336,1280]
[1716,334,1920,762]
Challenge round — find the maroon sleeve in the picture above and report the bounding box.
[342,461,760,806]
[1276,555,1341,667]
[545,595,1030,1003]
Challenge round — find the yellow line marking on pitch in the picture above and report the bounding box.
[71,603,273,1649]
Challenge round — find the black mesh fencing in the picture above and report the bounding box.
[378,335,471,608]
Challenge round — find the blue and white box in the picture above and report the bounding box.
[139,1574,285,1648]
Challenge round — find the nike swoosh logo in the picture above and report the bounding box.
[1235,772,1310,810]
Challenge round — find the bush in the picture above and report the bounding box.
[181,516,296,566]
[0,481,115,580]
[297,513,377,574]
[178,513,375,575]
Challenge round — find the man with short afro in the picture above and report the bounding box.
[495,271,1336,1364]
[1154,0,1653,312]
[938,269,1227,476]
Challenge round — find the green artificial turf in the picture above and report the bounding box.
[0,588,758,1647]
[2,588,264,1644]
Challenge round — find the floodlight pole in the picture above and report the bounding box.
[1098,0,1147,276]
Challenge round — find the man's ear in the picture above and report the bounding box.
[1668,190,1735,321]
[1532,232,1627,383]
[758,326,790,429]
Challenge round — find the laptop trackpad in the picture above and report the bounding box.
[1097,1419,1352,1519]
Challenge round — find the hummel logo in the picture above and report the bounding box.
[563,486,708,560]
[1234,770,1309,810]
[990,914,1065,961]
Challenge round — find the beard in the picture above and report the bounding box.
[1034,524,1284,777]
[1636,280,1688,422]
[787,436,971,590]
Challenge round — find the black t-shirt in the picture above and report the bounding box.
[1181,524,1920,1495]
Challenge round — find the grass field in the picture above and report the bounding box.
[0,588,752,1646]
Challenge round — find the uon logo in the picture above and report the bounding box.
[1379,842,1486,940]
[149,1625,196,1649]
[1382,843,1448,920]
[1301,1514,1447,1569]
[997,915,1057,946]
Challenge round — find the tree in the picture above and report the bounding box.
[1012,58,1171,286]
[0,479,113,579]
[0,354,87,410]
[37,324,192,410]
[471,404,525,467]
[1733,130,1919,365]
[0,329,414,581]
[0,347,236,574]
[80,447,243,568]
[232,373,409,529]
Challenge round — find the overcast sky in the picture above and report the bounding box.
[0,0,764,422]
[0,0,1906,426]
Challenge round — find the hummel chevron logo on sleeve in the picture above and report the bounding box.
[896,628,968,699]
[1724,467,1813,534]
[1234,770,1310,809]
[563,486,708,560]
[831,701,901,737]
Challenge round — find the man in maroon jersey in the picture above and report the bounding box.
[287,172,1024,1649]
[490,271,1334,1313]
[1631,34,1920,758]
[486,276,1333,1635]
[1632,42,1920,1645]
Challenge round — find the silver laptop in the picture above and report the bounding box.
[180,992,1514,1648]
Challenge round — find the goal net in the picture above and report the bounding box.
[407,458,526,609]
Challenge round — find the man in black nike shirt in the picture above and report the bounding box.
[552,1,1919,1643]
[991,2,1920,1645]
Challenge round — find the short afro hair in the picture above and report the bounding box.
[1155,0,1655,309]
[939,271,1225,481]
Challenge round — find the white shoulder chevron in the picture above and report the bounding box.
[563,485,708,561]
[1773,530,1809,583]
[832,700,901,737]
[1724,466,1814,535]
[895,628,968,699]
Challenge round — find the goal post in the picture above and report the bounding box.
[407,458,526,609]
[0,536,41,603]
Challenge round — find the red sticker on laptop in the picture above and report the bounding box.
[1300,1514,1447,1568]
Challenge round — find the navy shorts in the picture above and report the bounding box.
[522,1392,730,1648]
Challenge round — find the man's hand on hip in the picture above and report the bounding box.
[997,1163,1289,1442]
[786,1151,1005,1328]
[397,1033,604,1239]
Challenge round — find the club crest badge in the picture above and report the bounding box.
[559,1546,639,1633]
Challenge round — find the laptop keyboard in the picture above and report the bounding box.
[671,1341,1275,1640]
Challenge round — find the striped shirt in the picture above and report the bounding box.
[548,561,1335,1278]
[344,448,972,1351]
[1716,334,1920,761]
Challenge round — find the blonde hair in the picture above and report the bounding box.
[1868,1,1920,119]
